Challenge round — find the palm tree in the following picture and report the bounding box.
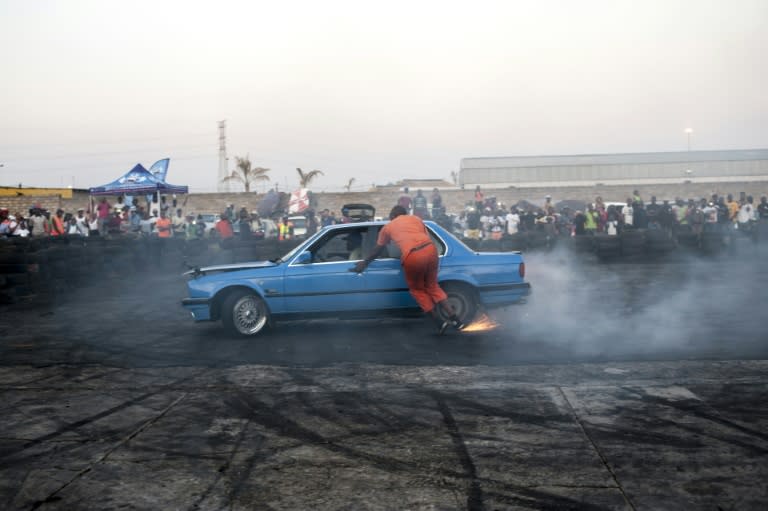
[344,178,355,192]
[296,168,324,188]
[222,155,270,192]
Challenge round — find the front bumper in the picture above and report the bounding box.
[181,297,212,321]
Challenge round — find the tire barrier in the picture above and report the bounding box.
[1,224,766,306]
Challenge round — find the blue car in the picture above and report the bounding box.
[182,221,531,336]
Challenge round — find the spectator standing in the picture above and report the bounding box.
[277,216,292,240]
[430,188,443,217]
[215,213,235,240]
[412,189,429,219]
[473,186,484,211]
[726,194,740,224]
[737,196,756,233]
[505,208,520,236]
[621,199,634,229]
[584,205,598,234]
[605,205,620,235]
[50,209,66,237]
[13,218,29,237]
[758,196,768,220]
[74,209,89,236]
[178,214,194,240]
[96,198,111,236]
[88,213,99,236]
[29,208,49,237]
[0,209,13,236]
[397,187,412,213]
[573,211,586,235]
[172,208,186,237]
[646,196,660,229]
[237,209,252,238]
[702,201,719,232]
[156,210,173,238]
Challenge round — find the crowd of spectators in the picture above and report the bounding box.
[391,187,768,246]
[3,188,768,249]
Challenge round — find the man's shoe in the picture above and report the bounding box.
[437,320,450,335]
[450,318,465,331]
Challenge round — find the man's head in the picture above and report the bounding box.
[389,205,408,220]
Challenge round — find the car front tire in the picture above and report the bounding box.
[222,290,270,336]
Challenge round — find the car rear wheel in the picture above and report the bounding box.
[440,283,478,324]
[222,290,270,336]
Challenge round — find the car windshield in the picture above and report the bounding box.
[271,237,309,263]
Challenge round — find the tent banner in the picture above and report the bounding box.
[288,189,309,214]
[148,158,170,182]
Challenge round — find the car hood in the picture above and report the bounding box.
[184,260,278,277]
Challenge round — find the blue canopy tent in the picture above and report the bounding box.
[88,164,188,196]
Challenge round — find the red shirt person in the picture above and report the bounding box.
[352,205,464,334]
[215,214,234,239]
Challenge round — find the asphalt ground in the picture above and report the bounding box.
[0,246,767,510]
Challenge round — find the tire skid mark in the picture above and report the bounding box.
[29,392,188,510]
[635,391,768,448]
[226,390,471,487]
[190,418,261,510]
[557,386,636,511]
[431,391,485,511]
[0,369,209,468]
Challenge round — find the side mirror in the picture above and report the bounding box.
[295,251,312,265]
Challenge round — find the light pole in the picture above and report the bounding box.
[684,128,693,179]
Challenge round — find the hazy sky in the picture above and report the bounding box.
[1,0,766,192]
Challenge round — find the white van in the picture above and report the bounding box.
[288,216,308,238]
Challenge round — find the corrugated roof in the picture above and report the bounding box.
[461,149,768,169]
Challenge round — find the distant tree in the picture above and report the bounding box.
[296,168,324,188]
[344,178,355,192]
[222,155,270,192]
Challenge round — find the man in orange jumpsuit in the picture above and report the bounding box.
[352,205,464,334]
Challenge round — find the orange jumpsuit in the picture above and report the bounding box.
[376,215,447,313]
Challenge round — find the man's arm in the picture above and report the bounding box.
[351,244,387,273]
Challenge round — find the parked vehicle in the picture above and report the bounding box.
[182,220,531,336]
[288,215,308,238]
[195,214,218,236]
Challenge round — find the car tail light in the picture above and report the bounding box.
[519,262,525,278]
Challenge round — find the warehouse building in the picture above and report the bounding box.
[460,149,768,189]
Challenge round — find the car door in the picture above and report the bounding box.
[359,226,415,311]
[282,227,366,314]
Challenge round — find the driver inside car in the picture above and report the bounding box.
[346,231,363,260]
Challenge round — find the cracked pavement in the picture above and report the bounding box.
[1,250,767,510]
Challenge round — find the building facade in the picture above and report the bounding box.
[460,149,768,189]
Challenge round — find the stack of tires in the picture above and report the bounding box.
[461,238,480,251]
[594,233,621,260]
[568,234,595,255]
[527,231,551,251]
[676,228,699,252]
[645,229,676,256]
[700,230,725,255]
[0,237,55,305]
[620,229,646,259]
[501,233,527,252]
[478,238,502,252]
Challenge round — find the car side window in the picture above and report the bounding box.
[426,227,446,256]
[368,225,446,259]
[312,229,367,262]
